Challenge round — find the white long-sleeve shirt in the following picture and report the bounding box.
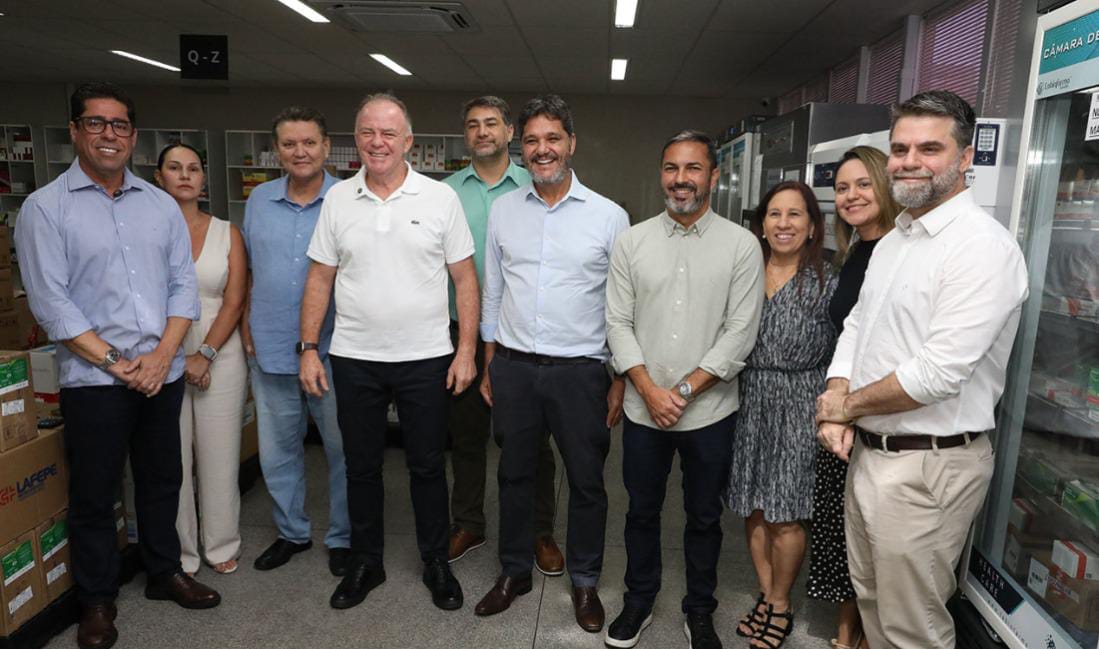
[827,189,1028,436]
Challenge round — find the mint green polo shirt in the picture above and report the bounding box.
[444,161,531,321]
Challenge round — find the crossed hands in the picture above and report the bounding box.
[815,389,854,462]
[108,349,175,397]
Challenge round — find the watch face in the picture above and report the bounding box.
[106,349,121,363]
[678,383,690,397]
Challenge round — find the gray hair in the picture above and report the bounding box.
[357,92,413,134]
[661,129,717,170]
[890,90,975,150]
[462,96,512,126]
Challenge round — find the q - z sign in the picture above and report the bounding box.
[180,34,229,80]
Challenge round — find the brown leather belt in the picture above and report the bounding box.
[856,427,982,452]
[495,344,601,366]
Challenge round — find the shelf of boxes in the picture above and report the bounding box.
[0,125,42,228]
[225,130,282,225]
[408,134,469,176]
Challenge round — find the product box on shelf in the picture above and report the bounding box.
[1033,551,1099,631]
[0,351,37,452]
[1009,497,1038,533]
[1062,479,1099,533]
[1053,539,1099,580]
[0,427,67,543]
[0,530,46,636]
[34,510,71,602]
[28,344,58,402]
[1004,524,1049,580]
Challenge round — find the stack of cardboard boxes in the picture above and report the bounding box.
[0,350,70,637]
[0,224,47,352]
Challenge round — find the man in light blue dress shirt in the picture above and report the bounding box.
[474,95,628,633]
[240,107,350,577]
[15,82,219,649]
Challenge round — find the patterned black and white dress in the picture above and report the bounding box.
[726,266,837,523]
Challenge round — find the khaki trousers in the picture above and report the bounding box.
[845,434,993,649]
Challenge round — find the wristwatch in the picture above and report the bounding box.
[198,344,219,362]
[98,347,122,371]
[295,341,319,355]
[675,380,695,403]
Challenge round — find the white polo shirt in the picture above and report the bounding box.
[307,164,474,362]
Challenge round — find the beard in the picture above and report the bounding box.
[472,140,506,160]
[664,182,708,215]
[529,156,570,185]
[890,159,963,209]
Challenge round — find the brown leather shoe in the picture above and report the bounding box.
[448,526,486,563]
[144,571,221,609]
[572,586,605,633]
[534,535,564,576]
[77,602,118,649]
[474,575,533,616]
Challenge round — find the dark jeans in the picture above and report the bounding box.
[622,413,736,614]
[448,323,556,537]
[330,354,451,567]
[492,353,610,587]
[60,379,186,604]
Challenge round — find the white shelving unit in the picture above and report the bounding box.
[0,124,43,224]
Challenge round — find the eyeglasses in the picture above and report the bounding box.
[74,116,134,137]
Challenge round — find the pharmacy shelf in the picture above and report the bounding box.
[0,124,43,224]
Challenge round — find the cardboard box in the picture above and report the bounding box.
[0,351,37,452]
[0,226,11,270]
[0,531,46,636]
[1009,498,1038,533]
[0,428,67,543]
[1004,524,1047,580]
[240,399,257,461]
[1053,539,1099,580]
[1034,551,1099,631]
[34,511,71,601]
[0,312,19,353]
[13,297,44,351]
[28,345,58,401]
[0,269,12,312]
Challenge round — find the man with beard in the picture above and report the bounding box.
[815,90,1027,649]
[604,130,763,649]
[442,96,563,574]
[475,94,628,633]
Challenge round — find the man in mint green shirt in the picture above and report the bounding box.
[443,96,562,574]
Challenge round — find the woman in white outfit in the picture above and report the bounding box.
[156,143,248,575]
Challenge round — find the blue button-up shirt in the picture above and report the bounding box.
[481,172,629,360]
[243,173,339,375]
[15,159,199,388]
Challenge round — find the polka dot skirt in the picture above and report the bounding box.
[807,447,857,603]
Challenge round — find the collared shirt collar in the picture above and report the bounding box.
[895,188,973,237]
[524,170,591,208]
[459,160,526,191]
[353,162,422,202]
[271,171,339,208]
[660,208,716,237]
[65,158,141,194]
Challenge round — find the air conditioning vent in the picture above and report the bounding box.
[308,1,480,33]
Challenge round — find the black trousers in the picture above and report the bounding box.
[330,354,451,567]
[60,379,185,604]
[621,414,736,614]
[492,353,610,586]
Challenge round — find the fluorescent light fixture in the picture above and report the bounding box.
[276,0,330,23]
[611,58,628,81]
[614,0,638,27]
[371,53,413,76]
[110,50,180,72]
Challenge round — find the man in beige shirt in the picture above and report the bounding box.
[605,130,764,649]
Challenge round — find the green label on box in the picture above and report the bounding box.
[2,540,34,587]
[0,358,29,396]
[40,520,68,560]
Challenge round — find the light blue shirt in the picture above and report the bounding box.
[243,173,339,375]
[481,172,629,360]
[15,159,199,388]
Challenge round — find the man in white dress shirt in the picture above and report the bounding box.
[815,90,1028,649]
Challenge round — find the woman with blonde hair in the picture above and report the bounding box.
[806,145,900,649]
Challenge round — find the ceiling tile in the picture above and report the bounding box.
[523,28,609,59]
[506,0,607,28]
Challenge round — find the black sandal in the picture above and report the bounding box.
[751,604,795,649]
[735,592,768,638]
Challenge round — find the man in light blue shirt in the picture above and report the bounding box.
[240,107,350,577]
[16,82,218,649]
[442,96,562,574]
[474,95,628,634]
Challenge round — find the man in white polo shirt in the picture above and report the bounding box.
[299,93,479,613]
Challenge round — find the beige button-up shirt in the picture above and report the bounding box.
[606,209,764,431]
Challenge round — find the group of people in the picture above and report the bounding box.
[12,81,1028,649]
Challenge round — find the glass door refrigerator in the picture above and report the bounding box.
[962,1,1099,647]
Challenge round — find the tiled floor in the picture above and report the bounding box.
[45,429,838,648]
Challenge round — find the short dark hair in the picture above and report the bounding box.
[156,142,205,170]
[517,94,574,138]
[753,180,827,290]
[271,106,329,140]
[891,90,976,150]
[661,130,716,170]
[70,82,136,125]
[462,96,512,126]
[356,92,413,133]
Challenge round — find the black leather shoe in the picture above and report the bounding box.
[684,611,723,649]
[422,558,463,610]
[254,539,312,571]
[329,547,351,577]
[474,574,533,616]
[606,605,654,648]
[330,559,386,610]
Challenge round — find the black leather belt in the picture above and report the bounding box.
[495,344,601,366]
[856,427,983,452]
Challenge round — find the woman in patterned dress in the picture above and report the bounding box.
[806,146,899,649]
[726,181,836,649]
